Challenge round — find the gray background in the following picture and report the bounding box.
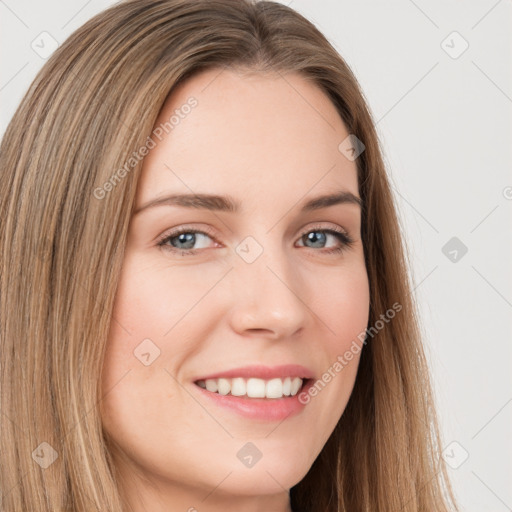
[1,1,511,510]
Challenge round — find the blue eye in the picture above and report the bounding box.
[297,229,354,254]
[159,230,215,251]
[156,225,354,256]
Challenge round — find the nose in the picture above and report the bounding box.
[226,242,309,340]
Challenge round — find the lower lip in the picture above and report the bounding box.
[192,380,313,421]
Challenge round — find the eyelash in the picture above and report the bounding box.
[156,224,355,256]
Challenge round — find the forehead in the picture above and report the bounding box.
[136,68,359,207]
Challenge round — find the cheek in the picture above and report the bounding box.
[300,262,369,426]
[319,261,370,351]
[111,254,226,337]
[100,255,220,415]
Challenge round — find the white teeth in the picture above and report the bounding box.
[265,378,283,398]
[205,379,218,392]
[247,378,266,398]
[195,376,305,399]
[217,378,230,395]
[282,377,292,396]
[231,377,246,396]
[290,377,302,395]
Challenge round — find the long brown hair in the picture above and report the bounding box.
[0,0,458,510]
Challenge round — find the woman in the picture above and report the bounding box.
[0,0,459,510]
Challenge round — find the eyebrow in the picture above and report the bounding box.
[133,190,362,215]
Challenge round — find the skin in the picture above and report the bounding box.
[100,67,370,512]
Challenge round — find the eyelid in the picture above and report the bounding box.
[299,222,351,238]
[155,224,219,247]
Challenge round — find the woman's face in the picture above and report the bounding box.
[101,68,370,511]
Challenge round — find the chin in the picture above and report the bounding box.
[216,462,309,496]
[214,443,314,494]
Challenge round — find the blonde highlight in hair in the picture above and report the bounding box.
[0,0,458,510]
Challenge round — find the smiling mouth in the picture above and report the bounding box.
[194,376,309,399]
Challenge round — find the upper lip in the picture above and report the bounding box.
[193,364,315,382]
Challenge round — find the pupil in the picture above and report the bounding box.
[174,233,195,249]
[306,231,325,248]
